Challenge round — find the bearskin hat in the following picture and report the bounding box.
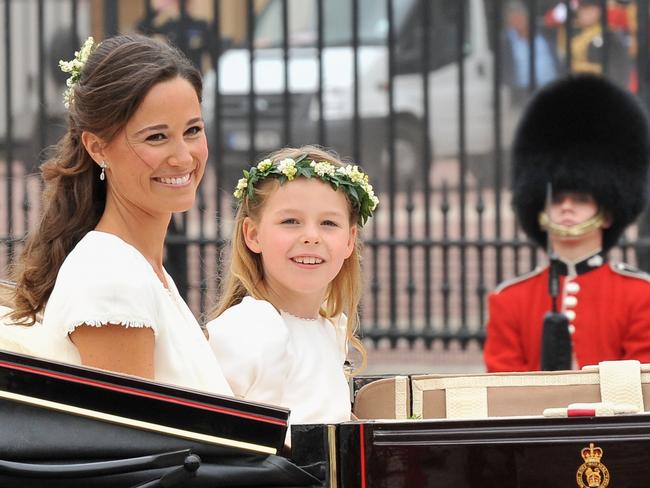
[511,73,650,251]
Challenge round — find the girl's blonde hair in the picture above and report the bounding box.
[211,145,367,372]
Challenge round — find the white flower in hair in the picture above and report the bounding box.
[337,164,356,177]
[310,160,336,177]
[59,36,96,108]
[277,158,297,180]
[370,194,379,210]
[236,177,248,190]
[257,159,273,171]
[233,177,248,199]
[349,166,365,183]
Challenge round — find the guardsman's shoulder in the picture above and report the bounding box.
[494,267,545,294]
[609,262,650,284]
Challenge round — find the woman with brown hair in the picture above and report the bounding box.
[4,34,232,395]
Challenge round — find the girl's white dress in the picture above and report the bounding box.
[207,296,351,425]
[0,231,232,397]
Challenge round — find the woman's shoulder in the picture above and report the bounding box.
[48,231,158,309]
[68,230,139,265]
[59,231,152,282]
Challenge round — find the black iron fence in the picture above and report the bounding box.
[1,0,649,350]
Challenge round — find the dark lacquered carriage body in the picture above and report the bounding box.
[292,415,650,487]
[3,351,650,488]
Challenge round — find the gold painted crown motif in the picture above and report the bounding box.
[581,444,603,465]
[585,467,602,487]
[576,443,609,488]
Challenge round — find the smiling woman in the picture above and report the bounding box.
[84,76,208,223]
[2,34,232,397]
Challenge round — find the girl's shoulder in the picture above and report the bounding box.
[330,313,348,358]
[223,296,280,318]
[324,313,348,339]
[207,297,285,333]
[332,313,348,330]
[207,297,289,353]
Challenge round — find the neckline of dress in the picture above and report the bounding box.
[280,309,320,322]
[89,230,172,292]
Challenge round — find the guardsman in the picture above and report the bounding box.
[484,73,650,372]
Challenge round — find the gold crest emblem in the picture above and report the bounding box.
[576,443,610,488]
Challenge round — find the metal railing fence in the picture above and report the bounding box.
[1,0,649,350]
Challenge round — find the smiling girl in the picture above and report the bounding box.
[7,34,232,396]
[207,146,378,428]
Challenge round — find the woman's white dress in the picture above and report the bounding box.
[1,231,232,396]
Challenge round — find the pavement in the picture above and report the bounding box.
[363,340,485,375]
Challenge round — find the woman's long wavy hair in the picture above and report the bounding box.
[10,34,202,325]
[211,145,368,372]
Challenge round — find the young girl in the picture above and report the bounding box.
[207,145,378,426]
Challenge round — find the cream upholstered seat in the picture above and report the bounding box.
[352,375,411,420]
[0,279,14,309]
[410,362,647,419]
[352,362,650,421]
[0,280,46,356]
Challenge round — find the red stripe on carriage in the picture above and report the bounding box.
[360,422,367,488]
[568,408,597,417]
[0,360,287,426]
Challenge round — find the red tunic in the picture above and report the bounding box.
[484,257,650,372]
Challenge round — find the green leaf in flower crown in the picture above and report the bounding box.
[347,185,359,201]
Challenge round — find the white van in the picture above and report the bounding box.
[204,0,513,189]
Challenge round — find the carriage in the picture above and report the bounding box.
[1,349,650,487]
[1,280,649,487]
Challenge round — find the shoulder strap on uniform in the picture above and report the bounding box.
[494,267,545,294]
[609,262,650,284]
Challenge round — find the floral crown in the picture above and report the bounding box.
[59,36,96,108]
[234,154,380,226]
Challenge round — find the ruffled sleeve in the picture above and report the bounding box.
[207,297,291,406]
[43,233,159,337]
